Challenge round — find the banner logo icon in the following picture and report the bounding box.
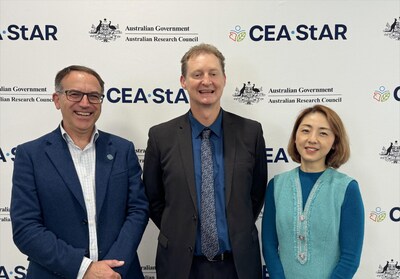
[233,81,265,105]
[383,17,400,40]
[379,140,399,164]
[89,18,122,42]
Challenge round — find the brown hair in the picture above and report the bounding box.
[180,43,225,77]
[55,65,105,93]
[287,105,350,169]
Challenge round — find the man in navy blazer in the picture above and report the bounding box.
[11,65,149,279]
[143,44,267,279]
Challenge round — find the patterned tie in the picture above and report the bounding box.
[200,128,219,260]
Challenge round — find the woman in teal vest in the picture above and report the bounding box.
[262,105,364,279]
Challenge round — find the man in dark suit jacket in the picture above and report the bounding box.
[11,65,149,279]
[143,44,267,279]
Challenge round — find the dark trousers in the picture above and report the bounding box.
[189,254,239,279]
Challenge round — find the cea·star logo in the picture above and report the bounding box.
[229,23,347,42]
[106,87,189,104]
[0,24,57,40]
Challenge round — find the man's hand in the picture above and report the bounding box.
[83,260,124,279]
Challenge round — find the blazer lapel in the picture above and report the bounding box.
[95,131,115,216]
[178,114,198,213]
[44,128,86,211]
[223,112,236,205]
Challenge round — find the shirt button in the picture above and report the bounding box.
[299,215,305,221]
[298,235,305,241]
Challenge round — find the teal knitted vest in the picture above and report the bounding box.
[274,167,352,279]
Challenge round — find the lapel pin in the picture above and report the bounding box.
[107,154,114,160]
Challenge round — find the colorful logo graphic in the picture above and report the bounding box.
[233,81,265,105]
[370,207,400,223]
[373,86,391,102]
[383,17,400,40]
[376,259,400,278]
[229,25,246,42]
[379,140,399,164]
[370,207,387,222]
[89,18,122,42]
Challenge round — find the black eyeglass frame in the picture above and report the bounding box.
[58,90,105,104]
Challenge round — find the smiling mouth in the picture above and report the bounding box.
[75,111,92,116]
[305,147,319,151]
[199,90,214,93]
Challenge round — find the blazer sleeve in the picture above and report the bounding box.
[11,144,86,279]
[251,122,268,219]
[143,127,165,229]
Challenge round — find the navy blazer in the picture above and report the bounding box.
[143,110,267,279]
[11,127,149,279]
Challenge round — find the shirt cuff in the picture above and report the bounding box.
[77,257,93,279]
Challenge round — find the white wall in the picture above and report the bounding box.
[1,1,399,278]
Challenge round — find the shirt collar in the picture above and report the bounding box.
[188,109,223,138]
[59,122,99,145]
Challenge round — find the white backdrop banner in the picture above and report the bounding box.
[1,1,399,278]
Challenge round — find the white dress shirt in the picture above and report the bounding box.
[60,124,99,279]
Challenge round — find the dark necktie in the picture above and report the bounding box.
[200,128,219,260]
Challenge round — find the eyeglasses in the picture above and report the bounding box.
[59,90,104,104]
